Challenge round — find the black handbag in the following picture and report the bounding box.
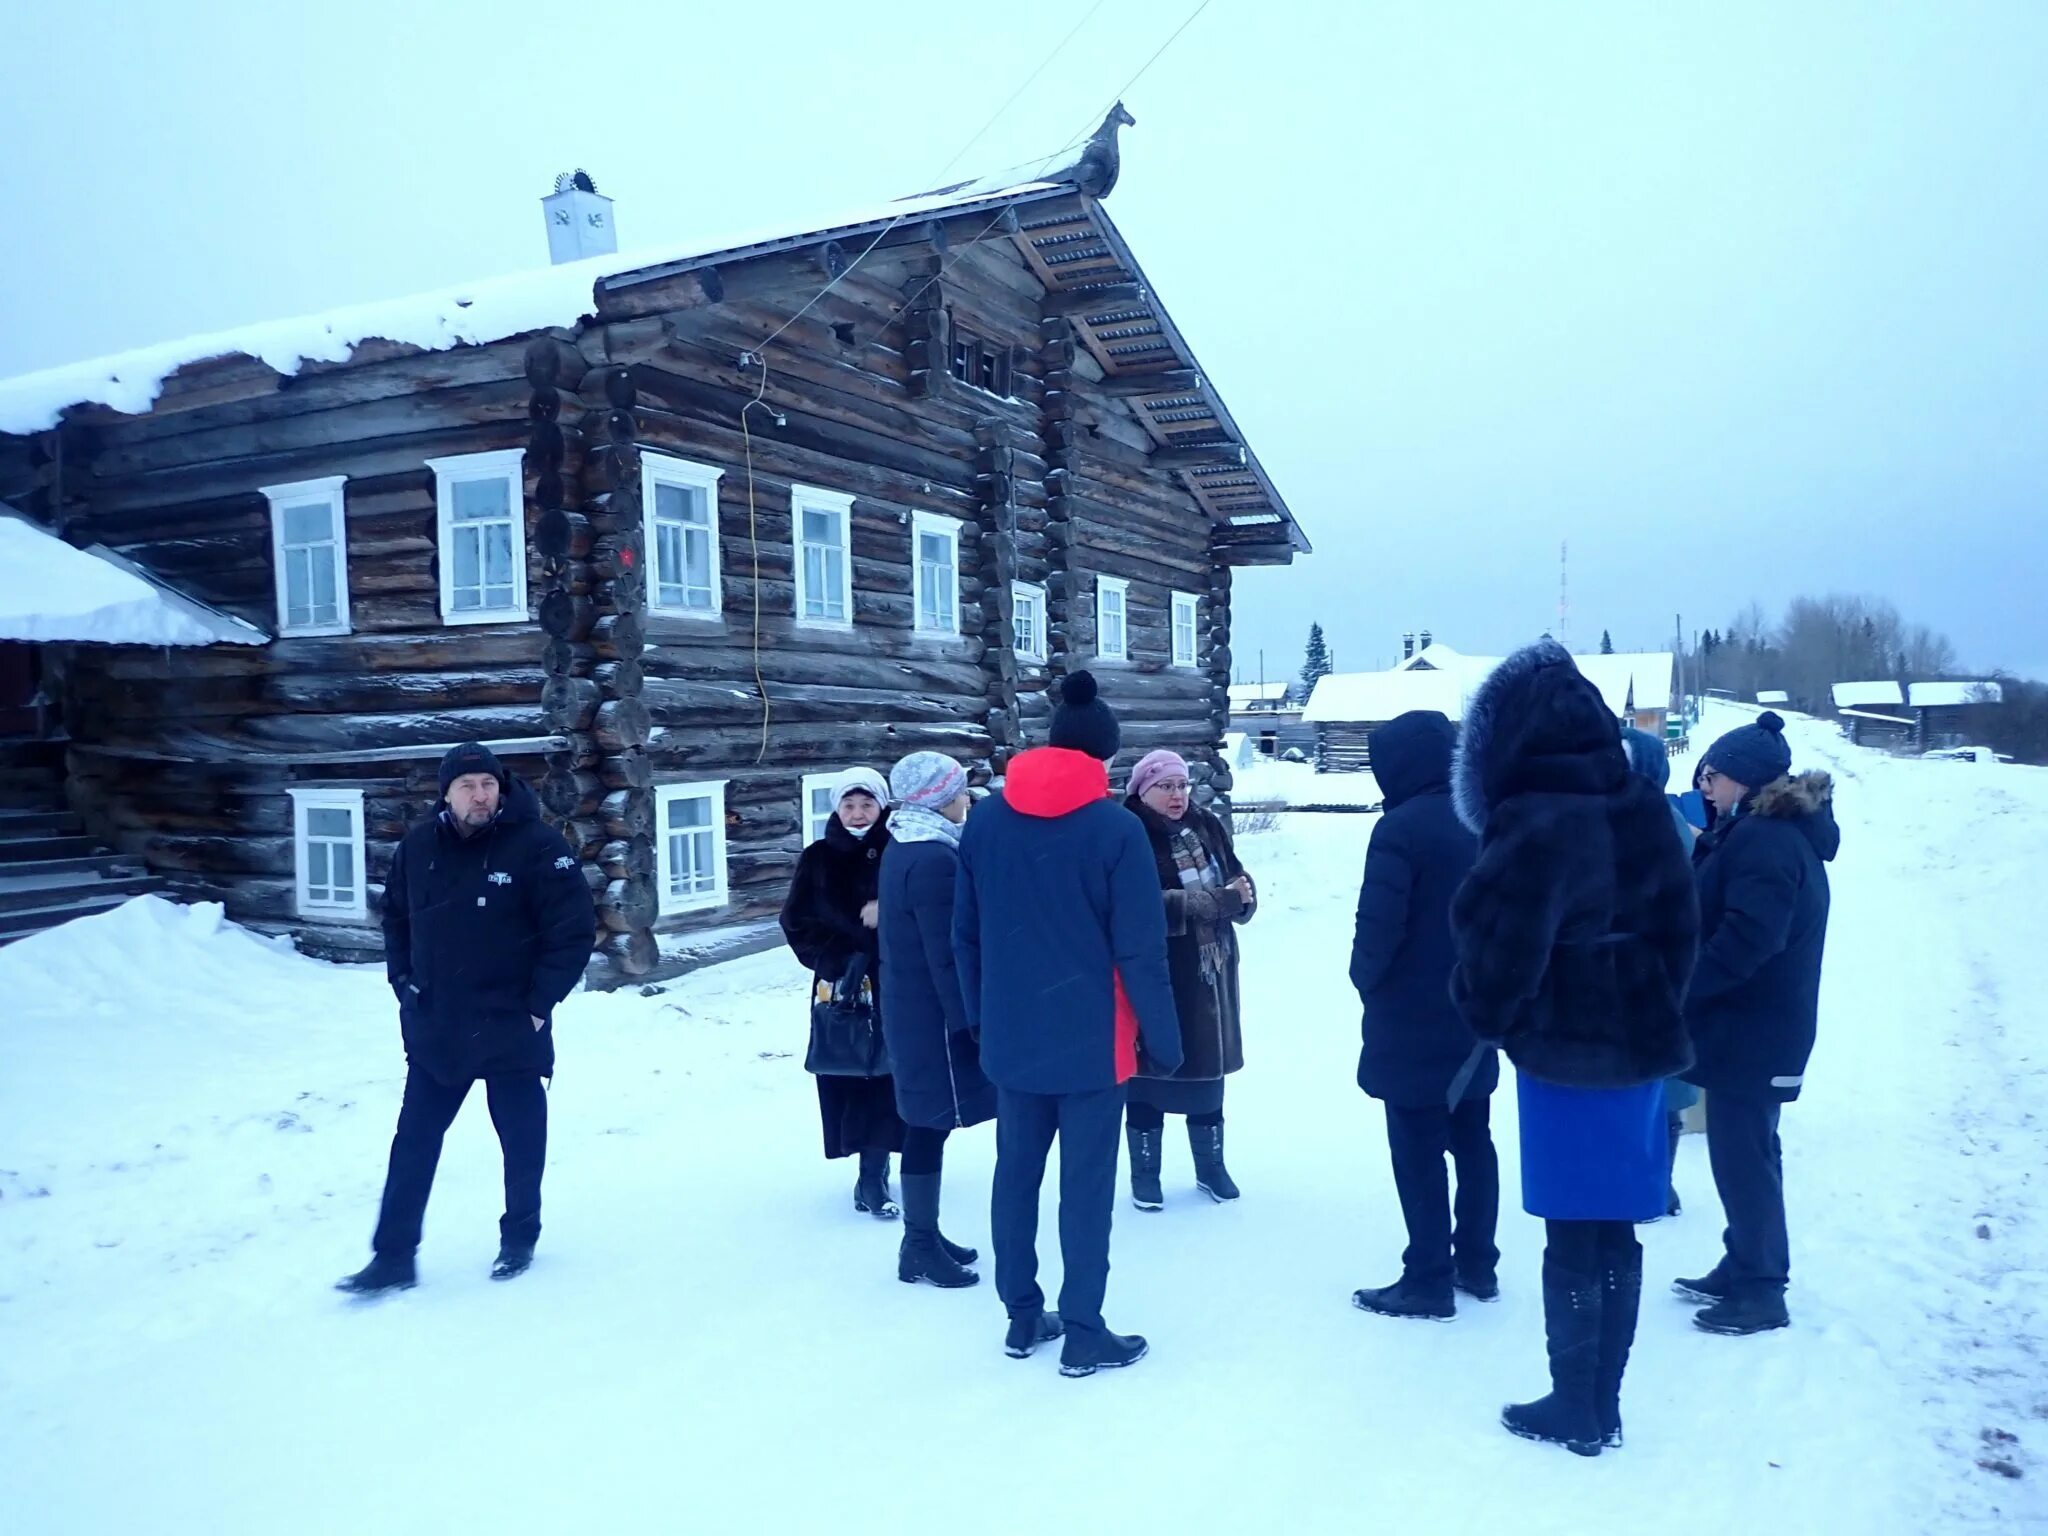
[805,952,891,1078]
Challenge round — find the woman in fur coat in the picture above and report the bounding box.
[780,766,907,1218]
[1450,640,1699,1456]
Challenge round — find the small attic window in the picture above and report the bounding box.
[948,328,1015,398]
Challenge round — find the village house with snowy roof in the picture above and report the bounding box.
[0,110,1309,976]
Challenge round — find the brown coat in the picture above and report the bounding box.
[1125,799,1255,1081]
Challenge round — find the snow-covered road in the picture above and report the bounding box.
[2,705,2042,1533]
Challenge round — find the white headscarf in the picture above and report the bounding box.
[831,767,890,815]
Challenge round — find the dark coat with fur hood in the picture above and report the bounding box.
[1684,770,1838,1102]
[1449,640,1700,1089]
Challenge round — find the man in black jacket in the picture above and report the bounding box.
[1678,712,1839,1335]
[1347,710,1496,1321]
[337,742,595,1294]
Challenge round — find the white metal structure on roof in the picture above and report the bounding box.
[1831,681,1905,708]
[1908,680,2003,708]
[0,510,268,646]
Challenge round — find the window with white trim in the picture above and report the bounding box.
[1171,590,1200,669]
[1012,582,1047,663]
[801,771,840,847]
[792,487,854,627]
[655,781,729,915]
[263,476,351,637]
[1096,576,1130,662]
[288,788,367,921]
[428,449,527,624]
[912,512,961,636]
[644,453,724,618]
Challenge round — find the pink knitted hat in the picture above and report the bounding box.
[1129,749,1190,800]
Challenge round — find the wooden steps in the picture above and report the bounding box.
[0,739,169,945]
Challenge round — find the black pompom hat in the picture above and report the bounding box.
[1049,670,1121,761]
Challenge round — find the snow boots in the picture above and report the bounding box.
[853,1149,899,1219]
[1059,1324,1149,1378]
[1672,1264,1731,1304]
[1665,1113,1685,1219]
[1004,1309,1065,1359]
[1693,1287,1790,1336]
[490,1243,534,1282]
[335,1253,417,1295]
[897,1173,978,1289]
[1127,1125,1164,1211]
[1501,1258,1604,1457]
[1189,1122,1240,1203]
[1455,1269,1501,1303]
[1595,1252,1643,1448]
[1353,1277,1455,1321]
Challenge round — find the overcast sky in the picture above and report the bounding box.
[4,1,2044,680]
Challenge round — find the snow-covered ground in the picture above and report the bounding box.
[1233,756,1381,806]
[2,704,2044,1532]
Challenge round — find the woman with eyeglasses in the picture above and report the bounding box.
[1121,749,1257,1209]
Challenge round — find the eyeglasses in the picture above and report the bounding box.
[1698,768,1722,789]
[1151,779,1192,794]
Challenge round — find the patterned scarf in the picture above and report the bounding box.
[888,802,962,848]
[1168,820,1229,985]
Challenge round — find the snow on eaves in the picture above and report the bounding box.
[0,166,1079,437]
[1832,680,1905,708]
[0,510,267,646]
[1908,680,2003,708]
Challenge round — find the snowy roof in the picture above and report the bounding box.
[0,154,1090,435]
[1757,690,1790,705]
[1832,681,1904,708]
[1840,707,1915,725]
[1908,680,2003,708]
[1575,653,1675,716]
[0,510,267,646]
[1304,667,1476,724]
[1228,682,1290,704]
[1395,642,1476,672]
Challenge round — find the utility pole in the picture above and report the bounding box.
[1558,540,1570,647]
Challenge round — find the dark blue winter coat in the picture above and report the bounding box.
[879,836,996,1129]
[953,746,1182,1095]
[1349,711,1495,1108]
[382,773,596,1085]
[1684,771,1839,1103]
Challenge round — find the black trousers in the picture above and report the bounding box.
[372,1067,547,1256]
[1124,1095,1224,1132]
[1706,1091,1790,1292]
[1384,1096,1500,1289]
[992,1084,1126,1332]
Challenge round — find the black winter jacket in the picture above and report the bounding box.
[1684,771,1838,1102]
[878,836,996,1129]
[1349,711,1494,1107]
[780,816,890,990]
[382,774,596,1084]
[1448,641,1700,1090]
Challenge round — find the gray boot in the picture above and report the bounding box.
[1189,1121,1240,1202]
[1127,1125,1164,1210]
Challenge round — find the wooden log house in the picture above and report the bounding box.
[0,111,1310,984]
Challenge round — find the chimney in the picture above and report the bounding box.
[1402,632,1415,660]
[543,170,617,265]
[1419,628,1433,652]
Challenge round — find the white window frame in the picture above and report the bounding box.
[262,475,351,638]
[800,770,841,847]
[428,448,528,625]
[642,452,725,620]
[1012,581,1047,664]
[288,787,368,922]
[1096,575,1130,663]
[654,781,730,916]
[791,486,855,629]
[911,511,962,637]
[1171,590,1200,669]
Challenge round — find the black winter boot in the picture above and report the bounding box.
[1500,1257,1604,1457]
[853,1150,899,1219]
[1189,1121,1240,1203]
[1664,1112,1685,1219]
[1352,1276,1455,1321]
[1693,1287,1790,1336]
[939,1232,978,1266]
[1595,1248,1643,1447]
[1672,1262,1731,1304]
[335,1252,417,1295]
[490,1244,535,1282]
[1455,1270,1501,1303]
[897,1173,978,1288]
[1059,1324,1149,1378]
[1127,1125,1164,1210]
[1004,1310,1065,1359]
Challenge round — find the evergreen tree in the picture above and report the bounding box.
[1600,629,1614,654]
[1301,622,1333,697]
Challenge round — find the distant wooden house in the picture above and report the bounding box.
[0,111,1310,977]
[1909,680,2003,751]
[1831,681,1912,749]
[1227,680,1312,758]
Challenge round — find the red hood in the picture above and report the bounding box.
[1004,747,1111,818]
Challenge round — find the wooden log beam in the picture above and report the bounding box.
[600,748,653,790]
[1043,282,1146,318]
[598,836,656,881]
[595,928,659,976]
[542,676,601,731]
[1088,368,1203,399]
[1152,442,1247,471]
[601,787,653,838]
[598,876,658,933]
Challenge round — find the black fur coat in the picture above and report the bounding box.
[1448,640,1700,1090]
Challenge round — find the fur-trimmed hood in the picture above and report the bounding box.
[1452,638,1626,833]
[1734,770,1841,862]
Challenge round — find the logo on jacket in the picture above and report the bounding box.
[553,855,576,871]
[488,871,513,886]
